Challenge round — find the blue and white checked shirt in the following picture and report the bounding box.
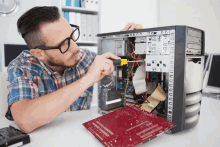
[5,48,97,121]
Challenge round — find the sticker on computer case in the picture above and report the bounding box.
[167,29,175,122]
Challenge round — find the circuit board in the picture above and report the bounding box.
[83,105,176,147]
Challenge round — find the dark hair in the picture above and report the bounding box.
[17,6,60,49]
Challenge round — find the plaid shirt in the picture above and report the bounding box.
[5,48,97,121]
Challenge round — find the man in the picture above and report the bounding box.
[5,6,143,133]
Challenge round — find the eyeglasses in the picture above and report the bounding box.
[34,24,80,54]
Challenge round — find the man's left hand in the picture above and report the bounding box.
[121,22,143,31]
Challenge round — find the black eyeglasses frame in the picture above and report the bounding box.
[34,24,80,54]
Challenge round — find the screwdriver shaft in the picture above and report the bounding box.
[127,60,144,63]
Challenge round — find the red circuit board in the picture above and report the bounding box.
[83,105,176,147]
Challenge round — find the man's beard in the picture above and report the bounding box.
[46,52,79,68]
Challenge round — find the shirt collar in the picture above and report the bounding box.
[38,60,54,75]
[76,48,85,69]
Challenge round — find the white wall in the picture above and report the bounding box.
[0,72,9,117]
[0,0,60,44]
[100,0,158,33]
[158,0,220,53]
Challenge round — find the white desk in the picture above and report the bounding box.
[1,96,220,147]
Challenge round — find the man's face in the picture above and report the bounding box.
[40,17,80,68]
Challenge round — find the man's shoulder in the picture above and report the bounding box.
[7,50,42,75]
[80,48,97,58]
[75,48,97,70]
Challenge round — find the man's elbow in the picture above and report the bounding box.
[15,121,32,134]
[20,127,32,134]
[15,118,36,134]
[16,117,48,134]
[10,100,51,133]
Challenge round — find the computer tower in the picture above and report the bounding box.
[97,25,205,134]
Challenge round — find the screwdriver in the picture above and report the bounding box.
[109,58,144,66]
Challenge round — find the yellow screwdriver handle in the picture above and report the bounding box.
[121,59,127,65]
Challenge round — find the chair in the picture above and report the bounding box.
[0,72,9,117]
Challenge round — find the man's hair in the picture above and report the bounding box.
[17,6,60,49]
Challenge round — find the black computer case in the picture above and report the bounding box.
[96,25,205,134]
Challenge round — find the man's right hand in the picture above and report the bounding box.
[85,52,121,85]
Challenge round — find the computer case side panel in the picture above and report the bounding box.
[170,26,186,133]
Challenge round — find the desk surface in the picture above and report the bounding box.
[1,96,220,147]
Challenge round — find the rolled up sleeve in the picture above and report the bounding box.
[5,67,39,121]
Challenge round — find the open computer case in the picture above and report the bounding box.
[96,25,205,134]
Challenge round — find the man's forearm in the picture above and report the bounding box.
[18,75,93,133]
